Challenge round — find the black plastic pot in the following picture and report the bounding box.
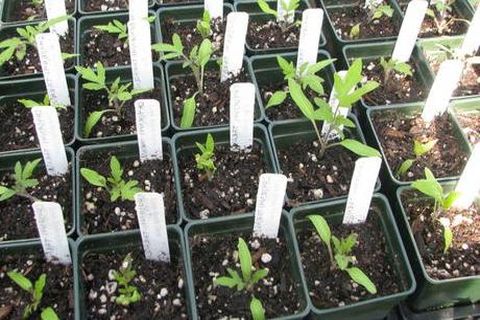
[399,301,480,320]
[78,0,155,16]
[248,50,335,124]
[74,227,196,320]
[184,212,311,319]
[289,194,416,320]
[75,63,170,144]
[172,124,277,222]
[395,182,480,311]
[0,0,77,25]
[452,98,480,146]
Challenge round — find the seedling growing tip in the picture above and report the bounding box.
[112,253,142,306]
[396,139,437,177]
[0,159,42,203]
[195,133,216,181]
[257,0,301,32]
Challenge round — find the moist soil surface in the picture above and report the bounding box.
[456,111,480,145]
[5,0,75,22]
[170,70,250,128]
[83,0,128,12]
[0,163,73,242]
[296,207,402,308]
[0,252,74,319]
[362,59,427,106]
[372,111,469,182]
[0,98,75,153]
[246,19,301,50]
[329,6,399,40]
[81,83,165,139]
[80,149,177,234]
[0,23,75,77]
[276,138,359,207]
[190,232,304,318]
[81,248,188,319]
[179,142,268,219]
[402,191,480,280]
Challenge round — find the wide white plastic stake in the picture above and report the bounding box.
[460,5,480,56]
[221,12,248,82]
[44,0,68,36]
[322,70,348,140]
[205,0,223,19]
[128,20,154,90]
[129,0,149,20]
[230,83,255,151]
[296,9,324,75]
[135,99,163,161]
[454,143,480,209]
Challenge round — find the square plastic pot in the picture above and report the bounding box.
[289,194,416,320]
[74,227,196,320]
[184,212,311,319]
[396,182,480,311]
[164,56,264,131]
[75,139,182,237]
[0,148,76,245]
[0,17,77,81]
[75,63,170,144]
[234,0,327,56]
[269,116,381,208]
[248,50,335,124]
[399,301,480,320]
[76,10,160,68]
[452,98,480,146]
[0,0,77,25]
[78,0,155,16]
[0,75,77,156]
[172,124,276,222]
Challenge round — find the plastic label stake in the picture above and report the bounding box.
[454,143,480,209]
[128,20,154,90]
[205,0,223,20]
[296,9,324,75]
[230,82,255,151]
[129,0,149,20]
[221,12,248,82]
[460,5,480,56]
[322,70,348,140]
[135,99,163,162]
[277,0,294,23]
[44,0,68,36]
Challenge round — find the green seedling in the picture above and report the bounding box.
[195,133,216,180]
[396,139,437,177]
[0,159,42,203]
[307,215,378,294]
[180,93,198,129]
[80,156,142,202]
[257,0,301,32]
[411,168,461,253]
[18,94,67,110]
[265,56,336,109]
[379,57,413,84]
[426,0,463,35]
[288,58,381,159]
[215,238,269,320]
[349,1,393,38]
[75,61,150,137]
[112,253,142,306]
[6,271,60,319]
[0,15,71,66]
[31,0,44,5]
[92,16,156,44]
[197,10,212,39]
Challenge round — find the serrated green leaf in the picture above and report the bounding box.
[41,307,59,320]
[110,156,123,182]
[33,274,46,302]
[251,268,268,284]
[288,78,314,119]
[307,215,331,246]
[215,276,239,288]
[443,225,453,253]
[0,186,16,201]
[257,0,277,16]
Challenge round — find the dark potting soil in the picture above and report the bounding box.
[246,19,301,50]
[372,111,468,181]
[419,10,468,38]
[276,138,358,207]
[179,142,268,219]
[402,191,480,280]
[80,150,177,234]
[162,17,225,57]
[81,84,165,139]
[0,253,74,319]
[0,23,75,77]
[190,232,304,318]
[296,207,403,308]
[5,0,75,22]
[0,100,74,153]
[456,111,480,145]
[362,59,427,106]
[427,59,480,98]
[83,0,128,12]
[328,5,399,40]
[170,70,249,128]
[0,163,73,242]
[81,248,188,319]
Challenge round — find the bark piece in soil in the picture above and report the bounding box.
[190,232,304,318]
[179,142,268,219]
[5,0,75,22]
[0,253,74,319]
[361,59,427,106]
[246,19,301,50]
[296,207,402,308]
[81,248,188,319]
[456,111,480,145]
[372,111,469,182]
[402,190,480,280]
[0,164,73,242]
[80,150,177,234]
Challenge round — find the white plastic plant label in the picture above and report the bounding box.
[230,82,255,151]
[221,12,248,82]
[277,0,294,23]
[135,99,163,162]
[129,0,149,20]
[128,20,154,90]
[296,9,324,75]
[32,202,71,265]
[391,0,428,62]
[454,143,480,209]
[421,59,463,123]
[322,70,348,140]
[31,106,69,176]
[135,192,171,262]
[205,0,223,19]
[342,157,381,224]
[44,0,68,36]
[460,6,480,56]
[35,33,71,107]
[253,174,288,239]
